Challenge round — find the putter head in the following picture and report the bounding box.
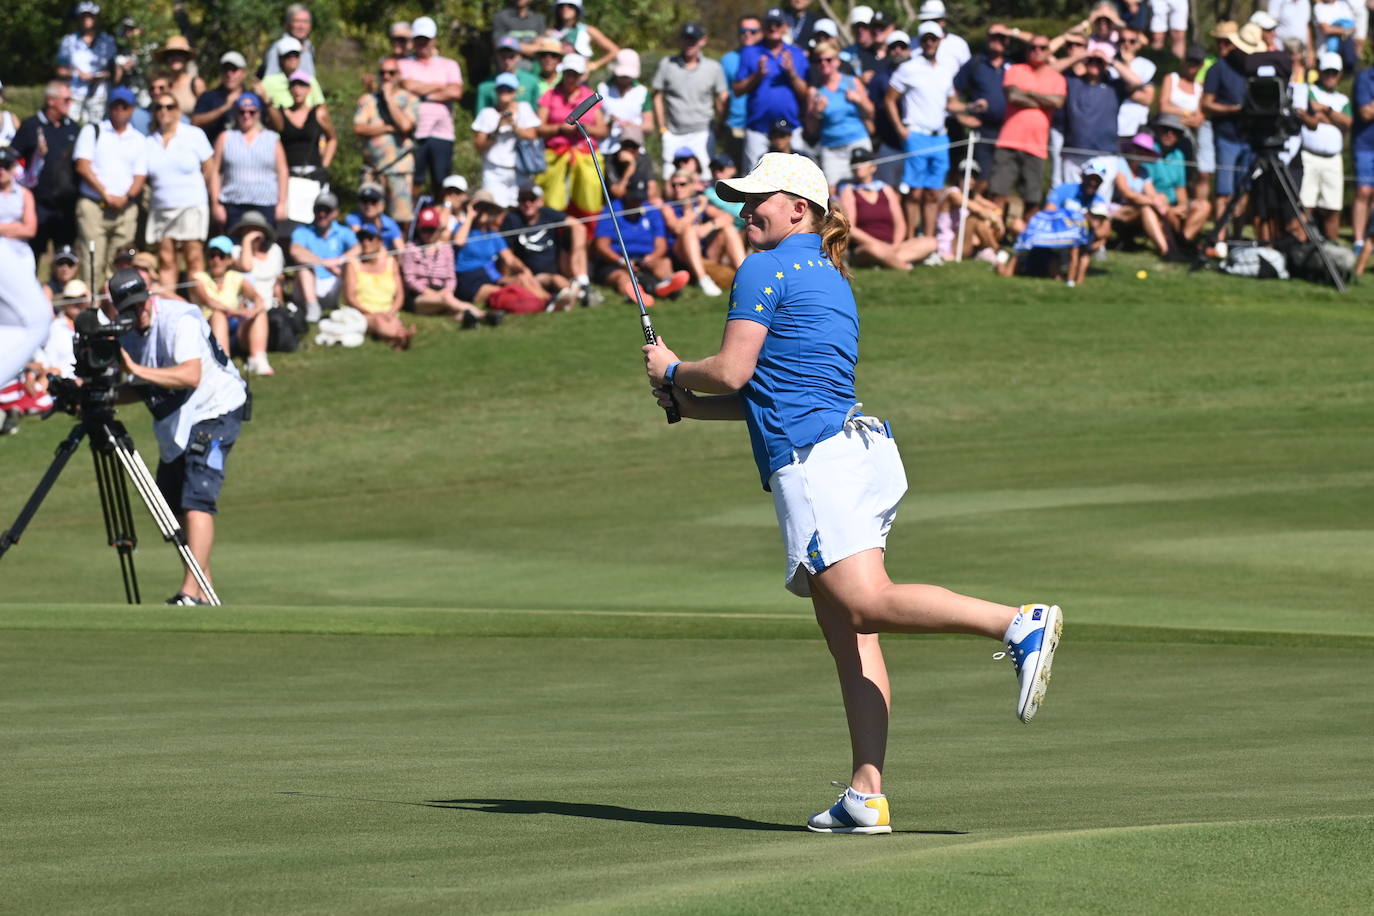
[563,92,603,126]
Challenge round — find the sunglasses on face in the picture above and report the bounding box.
[237,107,259,115]
[110,101,132,109]
[154,103,178,111]
[1032,43,1050,50]
[740,26,760,34]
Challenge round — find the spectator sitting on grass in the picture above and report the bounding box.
[501,183,597,308]
[343,224,414,350]
[453,189,552,312]
[838,147,939,269]
[591,175,689,307]
[43,279,93,379]
[998,164,1108,286]
[937,160,1006,262]
[345,182,403,251]
[1143,113,1210,249]
[659,168,741,296]
[1091,135,1175,259]
[704,155,746,230]
[604,125,658,203]
[289,191,359,322]
[230,211,285,313]
[398,205,492,328]
[192,235,271,375]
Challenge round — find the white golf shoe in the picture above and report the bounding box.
[997,604,1063,724]
[806,784,892,835]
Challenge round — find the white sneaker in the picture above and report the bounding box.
[246,355,275,376]
[806,784,892,835]
[698,274,722,297]
[304,300,322,323]
[996,604,1064,724]
[921,252,945,267]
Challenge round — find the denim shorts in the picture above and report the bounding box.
[1214,135,1254,197]
[157,407,244,515]
[1354,147,1374,188]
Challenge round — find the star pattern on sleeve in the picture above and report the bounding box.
[763,286,773,295]
[793,263,801,270]
[775,271,784,279]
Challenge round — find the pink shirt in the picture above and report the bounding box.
[539,84,595,154]
[399,54,464,140]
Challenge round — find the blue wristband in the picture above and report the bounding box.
[664,361,681,387]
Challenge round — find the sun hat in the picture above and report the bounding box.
[470,189,503,210]
[1125,132,1158,156]
[132,251,159,272]
[157,35,193,59]
[1184,43,1207,62]
[611,48,640,78]
[228,210,277,245]
[1152,112,1186,132]
[532,36,564,56]
[62,279,90,299]
[715,152,830,211]
[1231,23,1266,54]
[1210,20,1239,41]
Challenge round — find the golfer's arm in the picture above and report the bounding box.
[672,390,746,420]
[674,319,766,394]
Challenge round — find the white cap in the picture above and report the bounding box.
[849,5,874,26]
[714,152,830,211]
[559,53,587,74]
[917,21,944,39]
[1318,51,1344,72]
[1249,10,1279,31]
[442,174,469,192]
[886,30,911,47]
[411,16,438,39]
[274,36,303,56]
[611,48,640,78]
[557,0,583,7]
[918,0,946,19]
[812,18,838,38]
[220,51,247,68]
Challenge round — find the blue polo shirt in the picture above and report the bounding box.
[735,43,810,133]
[290,221,359,283]
[721,48,749,131]
[345,212,403,250]
[954,53,1009,129]
[1203,55,1249,143]
[726,233,857,490]
[594,200,665,259]
[1353,66,1374,151]
[454,229,508,274]
[1064,74,1128,155]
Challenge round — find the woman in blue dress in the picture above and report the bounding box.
[642,152,1063,835]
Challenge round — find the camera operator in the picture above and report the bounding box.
[103,268,247,606]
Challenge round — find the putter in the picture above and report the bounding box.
[564,92,680,424]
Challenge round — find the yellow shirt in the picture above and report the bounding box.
[353,265,396,315]
[193,270,245,319]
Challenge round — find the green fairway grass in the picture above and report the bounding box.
[3,255,1372,911]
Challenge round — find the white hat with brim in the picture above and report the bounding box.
[714,152,830,212]
[918,21,945,39]
[886,30,911,46]
[559,53,587,74]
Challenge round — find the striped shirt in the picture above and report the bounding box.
[219,129,281,206]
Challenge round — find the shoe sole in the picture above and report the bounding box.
[806,824,892,835]
[1019,606,1063,724]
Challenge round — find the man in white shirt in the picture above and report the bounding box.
[1297,52,1353,240]
[74,86,147,289]
[1267,1,1314,54]
[918,0,971,70]
[1115,28,1157,139]
[885,21,967,238]
[104,268,247,606]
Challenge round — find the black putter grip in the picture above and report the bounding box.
[564,92,602,126]
[644,323,682,424]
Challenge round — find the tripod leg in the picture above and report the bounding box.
[92,444,141,605]
[1270,155,1346,292]
[0,423,87,558]
[103,426,221,606]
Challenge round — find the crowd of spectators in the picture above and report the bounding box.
[5,0,1374,432]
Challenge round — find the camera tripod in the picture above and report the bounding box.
[1196,143,1346,291]
[0,412,220,606]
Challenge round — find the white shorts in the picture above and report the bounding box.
[1300,151,1344,211]
[1151,0,1188,33]
[769,413,908,598]
[147,204,210,245]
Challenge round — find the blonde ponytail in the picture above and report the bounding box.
[819,205,852,280]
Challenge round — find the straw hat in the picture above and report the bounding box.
[157,35,193,59]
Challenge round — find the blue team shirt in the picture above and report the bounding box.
[290,222,359,283]
[345,212,403,249]
[594,200,665,259]
[1354,66,1374,151]
[454,229,508,274]
[735,43,810,133]
[727,233,858,489]
[721,48,749,131]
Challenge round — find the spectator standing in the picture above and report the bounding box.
[342,225,413,350]
[289,191,358,320]
[1115,29,1157,141]
[1297,53,1352,242]
[257,37,325,110]
[345,182,404,250]
[781,0,821,49]
[0,81,18,148]
[1268,1,1315,57]
[549,0,620,75]
[265,70,337,224]
[1351,54,1374,257]
[144,92,213,291]
[398,16,465,195]
[805,39,874,191]
[535,55,607,216]
[57,2,118,124]
[918,1,972,70]
[1060,48,1140,183]
[472,74,541,207]
[1116,0,1151,31]
[388,21,412,60]
[476,37,542,111]
[209,93,288,231]
[842,6,882,80]
[74,87,147,288]
[1201,22,1255,241]
[1159,44,1213,205]
[868,30,912,189]
[192,52,250,147]
[156,35,204,116]
[11,82,82,260]
[1251,11,1282,51]
[653,23,727,176]
[886,22,966,239]
[599,50,654,154]
[0,148,38,274]
[492,0,547,52]
[954,24,1011,181]
[733,8,810,171]
[719,15,764,168]
[131,72,172,136]
[263,4,316,79]
[1151,0,1189,58]
[988,35,1065,218]
[353,58,419,224]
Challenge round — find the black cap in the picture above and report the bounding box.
[709,153,735,171]
[768,118,794,137]
[850,147,876,164]
[108,267,148,314]
[112,247,137,266]
[681,21,706,41]
[1185,43,1207,63]
[870,11,890,27]
[53,245,80,266]
[764,7,786,24]
[625,177,649,201]
[0,147,17,168]
[354,223,379,239]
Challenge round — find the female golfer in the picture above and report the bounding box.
[642,153,1063,835]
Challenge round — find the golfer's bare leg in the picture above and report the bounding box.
[813,586,891,795]
[180,509,215,600]
[810,548,1017,638]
